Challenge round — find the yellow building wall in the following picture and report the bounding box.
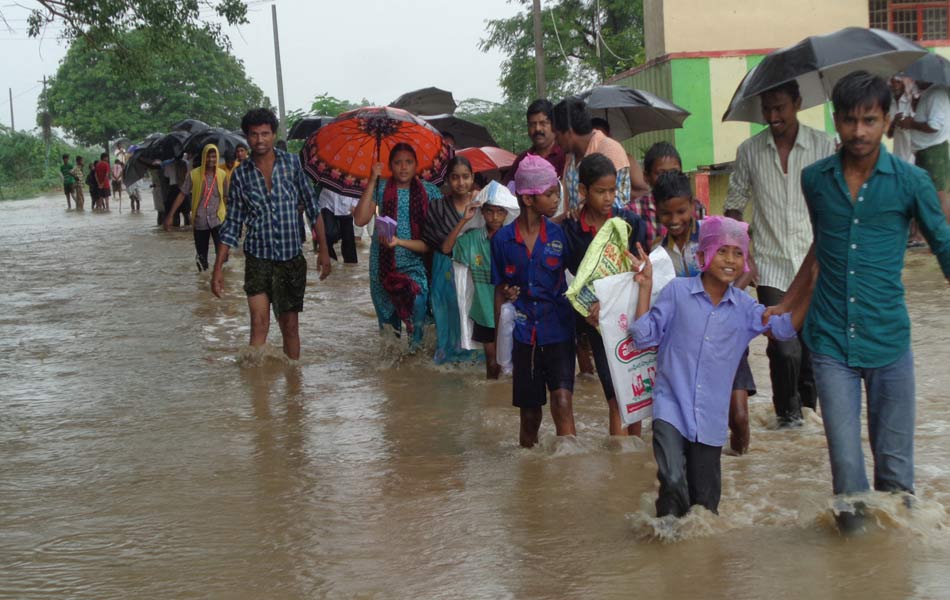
[645,0,869,59]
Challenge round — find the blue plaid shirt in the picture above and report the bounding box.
[220,148,319,261]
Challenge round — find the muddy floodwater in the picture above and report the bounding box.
[3,194,950,599]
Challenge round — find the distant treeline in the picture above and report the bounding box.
[0,127,96,200]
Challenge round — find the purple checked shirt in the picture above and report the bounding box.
[631,276,797,447]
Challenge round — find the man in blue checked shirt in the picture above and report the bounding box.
[212,108,332,360]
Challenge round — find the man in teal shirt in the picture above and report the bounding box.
[773,72,950,531]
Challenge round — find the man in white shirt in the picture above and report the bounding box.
[319,187,359,264]
[724,79,836,427]
[898,81,950,222]
[887,76,916,163]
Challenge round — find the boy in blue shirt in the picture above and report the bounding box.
[492,155,576,448]
[630,216,801,517]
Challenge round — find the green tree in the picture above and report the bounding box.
[285,94,364,153]
[40,29,269,149]
[480,0,645,104]
[0,125,96,198]
[455,99,526,153]
[14,0,248,61]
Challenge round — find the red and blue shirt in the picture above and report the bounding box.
[491,217,574,346]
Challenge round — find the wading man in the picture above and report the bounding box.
[724,80,836,427]
[211,108,332,360]
[772,72,950,531]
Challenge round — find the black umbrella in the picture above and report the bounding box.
[422,115,497,149]
[171,119,210,134]
[143,130,189,161]
[288,116,334,140]
[902,52,950,87]
[123,146,160,187]
[182,127,248,162]
[137,132,163,147]
[390,87,457,116]
[723,27,926,123]
[579,85,690,140]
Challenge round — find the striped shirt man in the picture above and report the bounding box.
[724,124,835,291]
[220,148,320,261]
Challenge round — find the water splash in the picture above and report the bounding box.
[235,345,298,368]
[626,494,734,542]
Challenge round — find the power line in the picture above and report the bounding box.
[549,7,570,66]
[0,83,42,108]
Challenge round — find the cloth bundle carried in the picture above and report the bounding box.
[565,217,637,318]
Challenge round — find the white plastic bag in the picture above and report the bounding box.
[496,302,516,375]
[592,247,676,426]
[454,262,477,350]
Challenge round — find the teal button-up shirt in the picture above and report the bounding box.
[801,145,950,368]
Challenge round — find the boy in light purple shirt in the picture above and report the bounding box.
[629,216,802,517]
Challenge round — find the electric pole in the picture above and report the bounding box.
[272,4,287,140]
[8,88,13,131]
[532,0,546,99]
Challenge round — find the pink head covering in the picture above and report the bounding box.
[697,216,750,273]
[513,154,559,195]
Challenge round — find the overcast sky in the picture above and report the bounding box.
[0,0,522,135]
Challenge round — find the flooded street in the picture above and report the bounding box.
[3,193,950,599]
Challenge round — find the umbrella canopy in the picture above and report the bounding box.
[578,85,690,139]
[182,127,248,162]
[302,106,452,197]
[143,130,189,161]
[123,146,159,187]
[423,115,497,149]
[457,146,517,173]
[723,27,926,123]
[390,87,457,116]
[902,52,950,87]
[171,119,210,134]
[137,132,163,147]
[288,116,334,140]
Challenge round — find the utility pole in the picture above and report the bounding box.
[8,88,13,131]
[532,0,546,99]
[271,4,287,141]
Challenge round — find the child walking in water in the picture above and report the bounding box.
[422,156,481,364]
[630,216,800,517]
[443,181,519,378]
[653,170,758,454]
[354,143,442,351]
[563,153,648,436]
[492,155,576,448]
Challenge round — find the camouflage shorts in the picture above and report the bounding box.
[243,253,307,317]
[915,140,950,192]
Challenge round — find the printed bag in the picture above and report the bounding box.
[592,247,676,426]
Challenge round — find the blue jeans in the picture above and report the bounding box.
[811,349,915,496]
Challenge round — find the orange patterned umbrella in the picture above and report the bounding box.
[301,106,452,197]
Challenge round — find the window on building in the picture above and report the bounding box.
[869,0,950,43]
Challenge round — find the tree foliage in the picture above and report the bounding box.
[456,99,526,153]
[17,0,248,63]
[480,0,645,104]
[0,125,94,191]
[40,29,269,148]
